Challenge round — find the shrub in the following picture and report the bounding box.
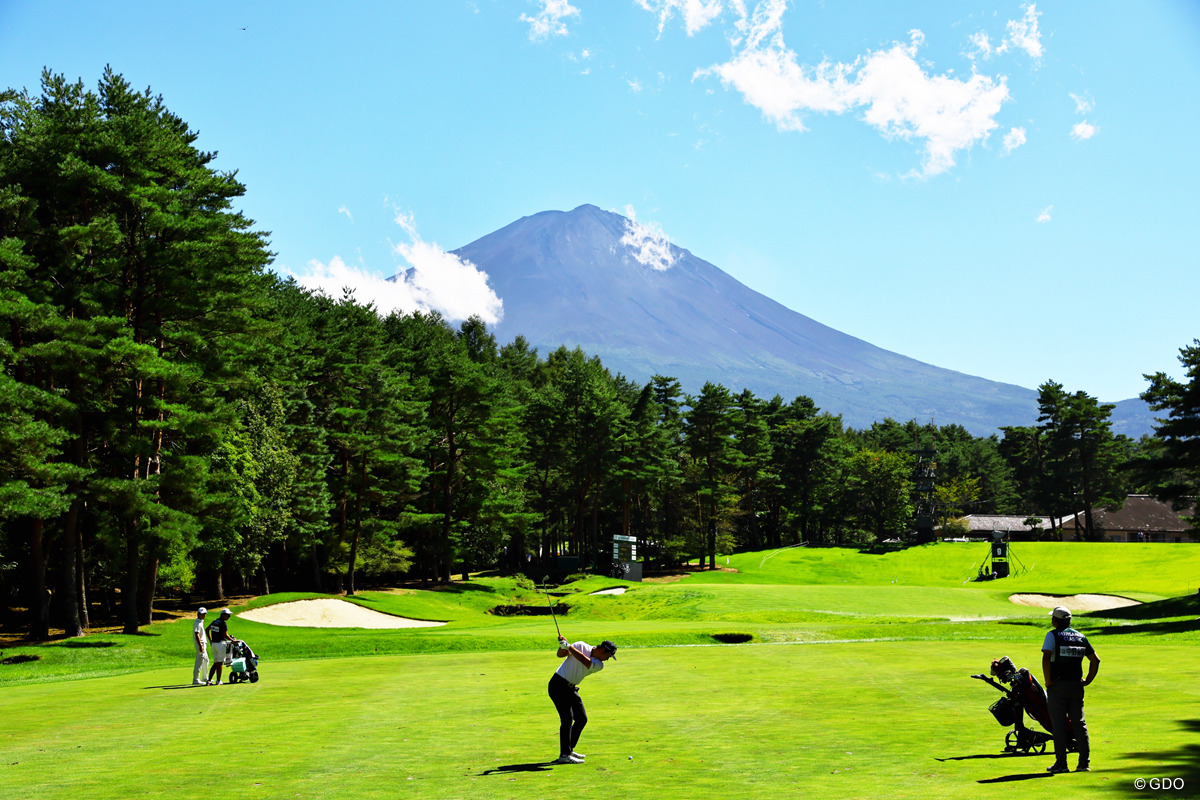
[942,517,971,538]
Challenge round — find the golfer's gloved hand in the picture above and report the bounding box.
[558,637,568,649]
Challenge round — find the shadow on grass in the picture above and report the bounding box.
[994,619,1046,630]
[426,583,497,595]
[856,544,907,555]
[478,762,555,775]
[936,752,1029,762]
[936,750,1058,784]
[1087,618,1200,637]
[1084,595,1199,622]
[1108,719,1200,797]
[145,683,209,690]
[977,773,1055,784]
[56,640,119,648]
[1,654,41,665]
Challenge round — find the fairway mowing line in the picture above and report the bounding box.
[798,609,1025,620]
[652,634,1020,649]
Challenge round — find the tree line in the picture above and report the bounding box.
[2,71,1197,639]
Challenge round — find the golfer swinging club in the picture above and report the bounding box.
[549,634,617,764]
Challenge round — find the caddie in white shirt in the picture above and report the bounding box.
[548,636,617,764]
[192,607,210,685]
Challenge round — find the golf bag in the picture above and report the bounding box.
[970,656,1073,755]
[226,639,260,684]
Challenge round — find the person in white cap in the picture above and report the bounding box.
[1042,606,1099,773]
[548,635,617,764]
[192,607,210,685]
[206,608,239,685]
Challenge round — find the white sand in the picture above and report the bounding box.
[1009,593,1141,612]
[590,587,627,595]
[238,598,446,628]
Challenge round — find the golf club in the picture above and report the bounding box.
[542,575,562,640]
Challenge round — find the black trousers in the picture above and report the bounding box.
[548,673,587,757]
[1047,679,1090,765]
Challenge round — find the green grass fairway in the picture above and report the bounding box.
[697,542,1200,597]
[3,642,1197,800]
[3,543,1199,798]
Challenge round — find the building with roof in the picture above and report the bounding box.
[961,515,1047,540]
[1055,495,1198,543]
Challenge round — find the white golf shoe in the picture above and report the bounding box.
[554,754,583,764]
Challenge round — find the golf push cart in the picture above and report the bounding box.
[970,656,1074,755]
[226,639,260,684]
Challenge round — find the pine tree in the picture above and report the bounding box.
[1139,340,1200,529]
[1037,381,1128,540]
[684,382,738,569]
[1,69,272,633]
[770,396,844,545]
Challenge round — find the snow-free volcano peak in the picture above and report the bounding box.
[449,205,1150,436]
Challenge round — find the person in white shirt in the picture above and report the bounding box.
[192,607,210,685]
[548,636,617,764]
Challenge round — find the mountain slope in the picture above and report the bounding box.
[451,204,1148,436]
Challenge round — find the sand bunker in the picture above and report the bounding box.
[590,587,627,595]
[1009,593,1141,612]
[238,599,446,628]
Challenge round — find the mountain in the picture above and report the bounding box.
[451,204,1152,437]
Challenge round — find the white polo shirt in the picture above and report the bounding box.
[193,618,207,650]
[555,641,605,685]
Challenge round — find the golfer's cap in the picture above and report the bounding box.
[198,607,207,615]
[220,608,232,616]
[600,640,618,658]
[1050,606,1072,620]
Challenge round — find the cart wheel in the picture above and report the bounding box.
[1006,731,1033,754]
[1031,740,1046,755]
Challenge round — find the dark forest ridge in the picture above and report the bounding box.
[452,204,1152,437]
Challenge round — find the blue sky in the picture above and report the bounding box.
[3,1,1198,402]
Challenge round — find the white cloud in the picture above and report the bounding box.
[567,48,593,74]
[969,3,1043,62]
[1002,126,1026,154]
[521,0,580,41]
[620,205,678,271]
[1071,120,1097,140]
[1069,92,1096,140]
[289,213,503,325]
[1004,4,1044,59]
[628,78,645,93]
[855,34,1011,177]
[696,13,1010,177]
[338,205,354,223]
[636,0,725,37]
[968,31,995,60]
[1036,205,1053,223]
